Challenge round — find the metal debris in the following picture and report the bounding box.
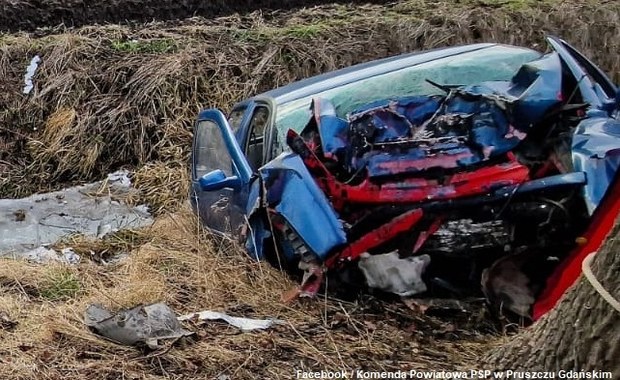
[0,174,152,257]
[84,303,193,349]
[107,170,132,188]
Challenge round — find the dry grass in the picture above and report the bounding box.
[0,208,492,379]
[0,0,619,205]
[0,1,618,377]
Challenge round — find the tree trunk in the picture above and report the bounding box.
[483,221,620,376]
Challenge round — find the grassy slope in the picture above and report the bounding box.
[0,209,493,379]
[0,0,619,202]
[0,1,619,378]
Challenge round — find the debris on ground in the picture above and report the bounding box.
[84,303,194,349]
[22,55,40,95]
[178,310,284,331]
[0,171,153,257]
[18,246,81,265]
[359,252,431,296]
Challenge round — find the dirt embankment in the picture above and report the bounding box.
[0,0,619,208]
[0,0,389,32]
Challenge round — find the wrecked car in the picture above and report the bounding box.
[190,36,620,319]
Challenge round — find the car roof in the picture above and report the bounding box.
[256,43,537,106]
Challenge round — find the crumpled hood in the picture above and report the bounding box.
[305,52,562,179]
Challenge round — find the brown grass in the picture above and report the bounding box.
[0,208,492,379]
[0,2,618,377]
[0,0,619,207]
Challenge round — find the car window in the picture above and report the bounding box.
[247,106,270,171]
[249,107,269,141]
[193,120,233,179]
[228,106,247,132]
[272,46,541,154]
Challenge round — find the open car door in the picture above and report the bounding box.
[547,35,619,113]
[545,35,620,214]
[190,109,254,236]
[532,37,620,319]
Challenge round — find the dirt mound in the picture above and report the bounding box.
[0,0,619,208]
[0,0,388,32]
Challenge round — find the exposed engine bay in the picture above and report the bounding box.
[188,38,620,320]
[266,52,602,318]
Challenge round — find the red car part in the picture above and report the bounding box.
[287,129,530,211]
[532,171,620,320]
[325,208,424,268]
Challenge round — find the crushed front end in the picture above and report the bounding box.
[250,50,619,319]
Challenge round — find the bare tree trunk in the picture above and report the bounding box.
[483,222,620,377]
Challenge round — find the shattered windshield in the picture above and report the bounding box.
[272,46,541,154]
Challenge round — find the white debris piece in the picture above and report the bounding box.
[96,223,115,239]
[23,55,41,94]
[21,247,60,263]
[17,246,81,265]
[358,251,431,297]
[0,173,153,257]
[61,248,81,265]
[178,310,283,332]
[107,170,132,188]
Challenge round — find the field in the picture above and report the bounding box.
[0,1,619,379]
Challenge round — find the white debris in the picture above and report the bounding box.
[132,204,150,214]
[178,310,283,332]
[23,55,41,94]
[107,170,132,188]
[96,223,115,239]
[358,252,431,297]
[61,247,81,265]
[21,247,60,263]
[16,246,81,265]
[0,173,153,257]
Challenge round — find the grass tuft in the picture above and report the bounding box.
[110,38,178,54]
[40,269,81,301]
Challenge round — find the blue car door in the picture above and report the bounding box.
[547,36,620,213]
[546,36,618,112]
[190,109,254,236]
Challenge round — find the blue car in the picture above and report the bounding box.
[190,36,620,317]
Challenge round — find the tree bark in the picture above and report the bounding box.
[483,221,620,376]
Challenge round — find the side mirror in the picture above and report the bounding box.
[199,169,241,191]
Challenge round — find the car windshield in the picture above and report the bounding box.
[272,45,541,154]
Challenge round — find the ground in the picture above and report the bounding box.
[0,1,618,379]
[0,209,498,379]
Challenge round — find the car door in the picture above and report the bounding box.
[190,109,254,235]
[546,36,620,214]
[547,36,619,113]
